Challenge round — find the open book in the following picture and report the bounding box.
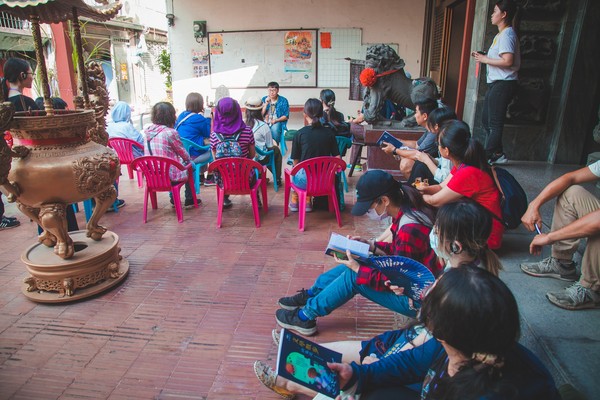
[376,131,414,150]
[276,328,342,398]
[367,256,435,301]
[325,233,371,264]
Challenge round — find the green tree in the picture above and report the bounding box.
[157,49,172,90]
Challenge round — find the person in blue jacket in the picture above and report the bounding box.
[175,92,213,184]
[330,266,560,399]
[107,101,144,158]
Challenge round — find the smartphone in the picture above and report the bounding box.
[476,50,487,55]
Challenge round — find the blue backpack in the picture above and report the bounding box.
[491,167,528,229]
[214,132,243,159]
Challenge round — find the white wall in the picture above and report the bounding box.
[169,0,426,117]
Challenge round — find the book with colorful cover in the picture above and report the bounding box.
[276,328,342,398]
[367,256,435,301]
[325,232,371,264]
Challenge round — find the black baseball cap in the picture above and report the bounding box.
[351,170,400,216]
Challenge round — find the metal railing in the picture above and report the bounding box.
[0,12,30,31]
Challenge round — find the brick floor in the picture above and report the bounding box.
[0,162,397,399]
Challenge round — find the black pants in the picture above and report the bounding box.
[408,160,439,186]
[482,79,518,158]
[170,181,193,202]
[257,146,283,182]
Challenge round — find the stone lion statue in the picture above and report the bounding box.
[361,44,439,128]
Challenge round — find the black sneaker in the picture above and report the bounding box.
[223,198,233,209]
[0,216,20,230]
[275,308,317,336]
[184,198,200,209]
[278,288,311,310]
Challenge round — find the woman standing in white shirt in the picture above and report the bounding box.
[472,0,520,165]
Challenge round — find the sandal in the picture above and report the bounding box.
[253,360,296,399]
[272,329,281,347]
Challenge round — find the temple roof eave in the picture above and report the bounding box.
[0,0,122,24]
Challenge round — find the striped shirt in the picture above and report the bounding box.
[209,126,255,159]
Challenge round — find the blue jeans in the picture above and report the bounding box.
[270,122,284,145]
[301,265,417,320]
[482,80,518,158]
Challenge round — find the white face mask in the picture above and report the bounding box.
[366,204,388,221]
[429,229,449,261]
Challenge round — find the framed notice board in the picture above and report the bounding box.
[207,29,318,88]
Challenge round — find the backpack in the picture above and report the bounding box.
[491,167,528,229]
[214,131,243,158]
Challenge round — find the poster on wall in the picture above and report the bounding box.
[284,31,313,72]
[210,34,223,55]
[192,49,209,78]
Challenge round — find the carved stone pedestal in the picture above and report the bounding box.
[21,230,129,303]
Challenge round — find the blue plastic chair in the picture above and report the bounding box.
[255,147,278,192]
[336,136,353,193]
[180,137,213,195]
[277,121,288,156]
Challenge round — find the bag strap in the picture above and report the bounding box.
[490,167,506,200]
[175,113,195,130]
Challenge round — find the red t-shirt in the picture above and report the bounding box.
[447,165,504,249]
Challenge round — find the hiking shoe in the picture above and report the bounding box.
[223,198,233,209]
[275,308,317,336]
[278,288,311,310]
[271,329,281,346]
[0,216,20,230]
[520,257,579,281]
[253,360,296,399]
[204,176,217,186]
[546,282,600,310]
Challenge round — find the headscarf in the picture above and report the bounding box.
[212,97,246,135]
[111,101,132,123]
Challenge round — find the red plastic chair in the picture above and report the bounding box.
[131,156,198,223]
[284,156,346,232]
[108,138,144,187]
[207,157,268,228]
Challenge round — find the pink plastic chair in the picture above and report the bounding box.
[284,156,346,232]
[207,157,268,228]
[131,156,198,223]
[108,138,144,187]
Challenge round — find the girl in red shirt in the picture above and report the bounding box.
[421,120,504,249]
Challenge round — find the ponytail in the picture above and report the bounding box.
[480,247,503,277]
[304,98,324,128]
[431,357,517,400]
[463,138,491,174]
